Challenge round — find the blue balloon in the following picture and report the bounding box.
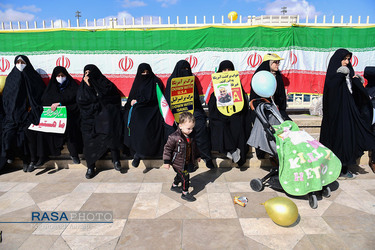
[251,70,277,98]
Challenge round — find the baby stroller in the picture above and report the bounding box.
[248,98,340,209]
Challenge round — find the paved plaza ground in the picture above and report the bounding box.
[0,159,374,249]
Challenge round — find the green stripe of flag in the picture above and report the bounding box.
[1,26,374,54]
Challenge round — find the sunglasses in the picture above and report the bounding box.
[273,61,280,64]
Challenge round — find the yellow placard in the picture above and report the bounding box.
[0,75,6,94]
[170,76,195,123]
[211,71,244,116]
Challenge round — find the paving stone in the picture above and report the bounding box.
[306,234,348,249]
[323,215,375,234]
[157,204,209,219]
[299,216,335,234]
[0,233,35,249]
[117,219,182,249]
[49,236,72,250]
[62,219,126,237]
[80,193,137,219]
[246,234,305,249]
[18,235,59,250]
[182,219,249,249]
[62,235,119,250]
[293,235,316,250]
[0,182,19,192]
[336,233,375,249]
[0,157,374,249]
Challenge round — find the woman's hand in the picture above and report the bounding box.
[84,75,90,86]
[131,100,137,106]
[163,164,170,170]
[353,74,365,84]
[337,66,350,75]
[51,102,60,112]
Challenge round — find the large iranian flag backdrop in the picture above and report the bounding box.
[1,25,375,97]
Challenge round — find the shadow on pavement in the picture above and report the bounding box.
[190,167,232,195]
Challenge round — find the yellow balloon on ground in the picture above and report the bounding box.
[263,197,299,226]
[0,75,6,94]
[228,11,238,21]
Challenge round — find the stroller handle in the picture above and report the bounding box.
[250,98,270,111]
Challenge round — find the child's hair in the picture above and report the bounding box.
[179,111,195,124]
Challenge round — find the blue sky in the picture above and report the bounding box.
[0,0,374,25]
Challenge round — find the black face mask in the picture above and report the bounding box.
[179,68,190,77]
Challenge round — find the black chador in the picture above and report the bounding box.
[124,63,165,166]
[208,60,250,166]
[0,95,5,169]
[165,60,214,168]
[1,55,45,172]
[37,66,82,164]
[320,49,375,172]
[76,64,122,178]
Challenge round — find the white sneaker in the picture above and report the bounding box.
[226,152,233,160]
[231,148,241,163]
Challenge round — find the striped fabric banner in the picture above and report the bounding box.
[1,26,375,96]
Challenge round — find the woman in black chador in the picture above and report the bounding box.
[250,53,290,121]
[320,48,375,179]
[36,66,82,166]
[0,94,6,170]
[250,53,291,160]
[208,60,250,166]
[76,64,122,179]
[124,63,165,167]
[1,55,45,172]
[165,60,215,169]
[364,66,375,173]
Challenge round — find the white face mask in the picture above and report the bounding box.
[56,76,66,84]
[16,63,26,72]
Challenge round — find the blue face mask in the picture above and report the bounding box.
[16,63,26,72]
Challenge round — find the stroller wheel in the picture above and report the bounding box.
[250,178,264,192]
[322,186,331,198]
[308,193,318,209]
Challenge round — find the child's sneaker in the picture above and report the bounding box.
[338,171,356,180]
[181,192,196,202]
[170,185,182,193]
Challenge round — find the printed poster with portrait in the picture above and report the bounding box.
[211,71,244,116]
[28,106,67,134]
[170,76,195,123]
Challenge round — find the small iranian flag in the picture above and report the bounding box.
[156,83,175,126]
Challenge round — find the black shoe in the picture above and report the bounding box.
[114,161,121,171]
[170,185,182,193]
[237,158,246,167]
[35,157,50,167]
[23,163,28,172]
[0,157,6,171]
[71,156,80,164]
[27,162,37,172]
[132,157,140,167]
[205,159,215,169]
[85,168,96,179]
[181,192,196,202]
